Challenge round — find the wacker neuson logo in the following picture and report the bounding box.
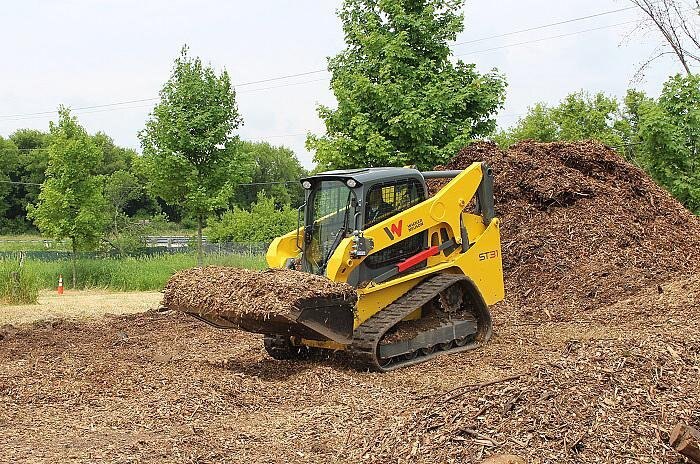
[383,220,403,240]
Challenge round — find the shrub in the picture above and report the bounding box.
[208,194,297,243]
[0,260,39,304]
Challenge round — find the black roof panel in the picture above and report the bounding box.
[303,167,422,185]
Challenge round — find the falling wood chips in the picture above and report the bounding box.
[162,266,357,323]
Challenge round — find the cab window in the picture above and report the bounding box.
[364,178,426,269]
[364,178,425,227]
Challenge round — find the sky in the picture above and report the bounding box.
[0,0,687,169]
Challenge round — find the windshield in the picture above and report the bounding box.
[303,180,354,275]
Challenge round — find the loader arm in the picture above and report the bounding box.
[266,227,303,269]
[325,162,503,325]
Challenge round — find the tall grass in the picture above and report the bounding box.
[0,253,266,293]
[0,261,40,304]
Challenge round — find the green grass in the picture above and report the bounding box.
[0,253,267,292]
[0,261,40,304]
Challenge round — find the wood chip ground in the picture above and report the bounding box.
[1,141,698,463]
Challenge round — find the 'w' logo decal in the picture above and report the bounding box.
[384,220,403,240]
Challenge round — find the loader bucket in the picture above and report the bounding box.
[188,299,355,344]
[162,267,357,344]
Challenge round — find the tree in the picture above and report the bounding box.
[10,129,49,151]
[492,103,558,147]
[92,132,138,176]
[27,108,108,287]
[630,0,700,76]
[635,73,700,212]
[307,0,507,170]
[139,46,246,266]
[0,136,19,230]
[207,193,298,244]
[4,129,49,232]
[104,170,143,237]
[621,89,655,138]
[494,91,631,149]
[234,141,307,209]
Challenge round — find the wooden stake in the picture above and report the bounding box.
[670,423,700,464]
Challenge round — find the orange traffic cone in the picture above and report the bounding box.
[57,274,64,295]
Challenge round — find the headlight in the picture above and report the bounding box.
[346,179,357,188]
[302,180,312,189]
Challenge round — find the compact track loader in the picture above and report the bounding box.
[192,163,504,371]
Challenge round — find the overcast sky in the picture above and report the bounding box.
[0,0,685,168]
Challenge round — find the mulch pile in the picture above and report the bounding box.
[430,140,700,321]
[354,140,700,463]
[162,266,357,324]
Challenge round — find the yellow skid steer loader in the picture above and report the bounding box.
[251,162,505,371]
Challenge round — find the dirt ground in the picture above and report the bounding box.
[1,275,697,463]
[0,290,163,326]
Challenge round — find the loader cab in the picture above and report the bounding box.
[299,168,427,277]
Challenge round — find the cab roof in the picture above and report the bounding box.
[301,167,422,186]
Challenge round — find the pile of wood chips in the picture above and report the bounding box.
[349,140,700,463]
[162,266,357,324]
[430,140,700,322]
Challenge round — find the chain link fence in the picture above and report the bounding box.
[0,241,269,262]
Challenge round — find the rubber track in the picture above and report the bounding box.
[349,273,489,372]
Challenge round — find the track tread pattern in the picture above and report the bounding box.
[350,274,488,372]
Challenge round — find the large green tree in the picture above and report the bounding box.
[307,0,506,170]
[635,74,700,213]
[139,46,247,266]
[494,92,631,149]
[27,108,108,287]
[234,141,307,209]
